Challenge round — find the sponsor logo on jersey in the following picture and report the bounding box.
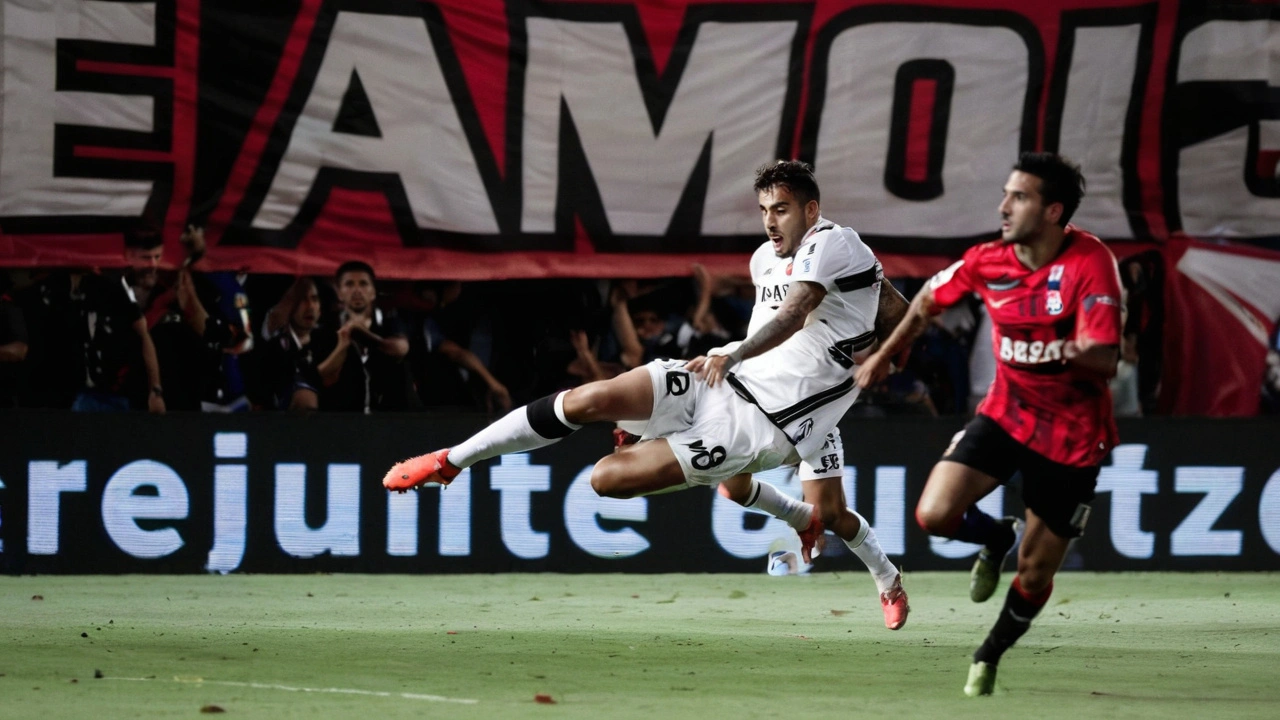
[686,440,727,470]
[760,284,788,303]
[998,335,1066,365]
[1046,290,1064,315]
[665,371,690,396]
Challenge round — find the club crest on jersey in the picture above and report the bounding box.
[1046,264,1065,315]
[785,262,793,276]
[1046,290,1064,315]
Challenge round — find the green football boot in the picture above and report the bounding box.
[964,661,997,697]
[969,517,1020,603]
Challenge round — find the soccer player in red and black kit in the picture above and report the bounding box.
[856,152,1121,697]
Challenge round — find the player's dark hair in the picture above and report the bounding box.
[1013,152,1086,227]
[754,160,820,206]
[335,260,376,285]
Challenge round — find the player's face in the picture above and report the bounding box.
[998,170,1059,244]
[758,186,817,258]
[338,271,374,313]
[125,246,163,289]
[292,287,321,330]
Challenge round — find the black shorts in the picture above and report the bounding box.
[942,414,1099,539]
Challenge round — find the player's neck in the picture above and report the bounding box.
[1014,226,1066,270]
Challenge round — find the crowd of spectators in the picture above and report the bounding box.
[0,234,1203,418]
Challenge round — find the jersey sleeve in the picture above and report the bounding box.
[927,250,978,310]
[789,229,872,291]
[1074,247,1123,346]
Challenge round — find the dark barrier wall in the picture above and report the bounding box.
[1,412,1278,573]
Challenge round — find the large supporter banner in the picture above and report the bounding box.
[0,0,1276,279]
[2,412,1278,573]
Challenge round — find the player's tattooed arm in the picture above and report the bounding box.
[870,278,912,371]
[730,279,824,363]
[691,280,824,387]
[874,278,910,344]
[855,284,937,389]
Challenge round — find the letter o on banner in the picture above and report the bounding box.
[1259,468,1280,555]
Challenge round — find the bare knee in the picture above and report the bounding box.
[915,502,957,536]
[590,458,636,499]
[563,384,608,424]
[1016,558,1055,593]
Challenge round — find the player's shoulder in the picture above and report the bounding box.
[749,242,777,276]
[1063,226,1119,267]
[805,220,876,267]
[964,238,1010,262]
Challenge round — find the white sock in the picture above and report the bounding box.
[745,478,812,531]
[843,510,899,592]
[449,392,581,468]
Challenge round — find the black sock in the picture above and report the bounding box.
[951,506,1013,550]
[974,577,1052,665]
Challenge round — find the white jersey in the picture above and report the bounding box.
[726,217,881,460]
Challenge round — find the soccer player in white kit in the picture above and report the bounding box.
[384,162,906,627]
[706,161,908,628]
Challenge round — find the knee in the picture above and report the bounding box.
[815,503,843,527]
[1015,559,1054,593]
[915,503,955,536]
[590,460,634,499]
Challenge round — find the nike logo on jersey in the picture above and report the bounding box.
[987,296,1019,309]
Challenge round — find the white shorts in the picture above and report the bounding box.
[633,359,800,486]
[797,429,845,481]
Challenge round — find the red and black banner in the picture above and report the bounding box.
[0,0,1276,279]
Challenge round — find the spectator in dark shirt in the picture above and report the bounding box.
[251,277,323,411]
[402,281,511,414]
[133,226,252,411]
[21,268,165,412]
[311,261,417,412]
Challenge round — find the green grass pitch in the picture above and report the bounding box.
[2,572,1277,719]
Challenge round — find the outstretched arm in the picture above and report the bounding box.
[1064,340,1119,379]
[689,280,825,387]
[855,284,938,389]
[874,279,910,344]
